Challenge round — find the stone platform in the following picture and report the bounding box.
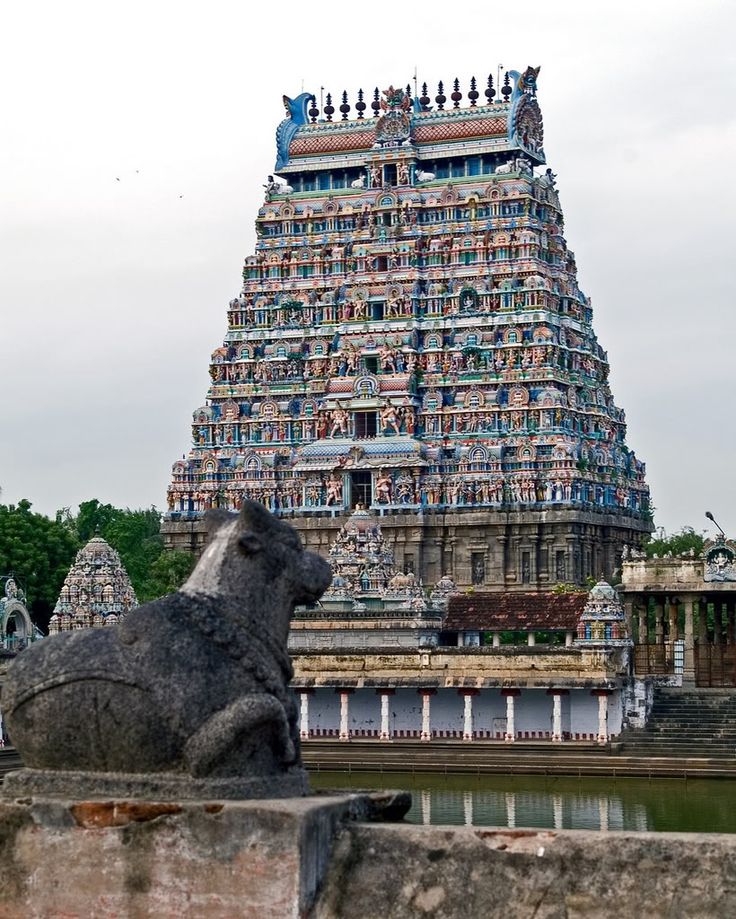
[1,791,736,917]
[0,792,408,918]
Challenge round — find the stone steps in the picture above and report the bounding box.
[302,740,736,778]
[621,687,736,759]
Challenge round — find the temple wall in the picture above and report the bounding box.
[162,509,651,590]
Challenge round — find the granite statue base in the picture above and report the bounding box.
[2,766,311,801]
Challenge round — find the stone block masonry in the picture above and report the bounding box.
[2,794,736,917]
[0,793,403,919]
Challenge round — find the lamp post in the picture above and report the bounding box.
[706,511,726,538]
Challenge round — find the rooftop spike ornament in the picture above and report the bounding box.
[163,65,652,590]
[435,80,446,110]
[451,78,462,108]
[468,76,479,106]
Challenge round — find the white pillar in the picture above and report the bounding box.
[565,631,574,647]
[505,792,516,829]
[463,791,473,826]
[596,692,609,744]
[527,632,536,647]
[462,692,475,742]
[553,794,563,830]
[504,692,517,743]
[420,691,433,742]
[421,790,432,826]
[299,692,310,741]
[379,691,392,741]
[339,690,351,741]
[551,693,562,742]
[492,632,501,648]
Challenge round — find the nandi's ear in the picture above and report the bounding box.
[239,531,263,555]
[204,509,233,535]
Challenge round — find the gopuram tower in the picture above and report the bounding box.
[163,69,652,590]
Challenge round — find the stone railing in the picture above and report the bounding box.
[2,795,734,917]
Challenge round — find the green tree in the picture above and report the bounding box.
[145,550,195,599]
[74,499,121,542]
[74,504,192,603]
[0,500,80,630]
[645,526,705,559]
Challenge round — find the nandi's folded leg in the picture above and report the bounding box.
[183,693,295,778]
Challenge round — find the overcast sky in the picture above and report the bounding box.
[1,0,734,537]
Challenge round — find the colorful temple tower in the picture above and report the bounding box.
[48,536,138,633]
[163,69,651,589]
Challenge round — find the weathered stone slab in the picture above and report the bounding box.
[0,792,407,919]
[3,791,736,918]
[314,823,736,919]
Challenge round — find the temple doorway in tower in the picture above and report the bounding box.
[354,412,377,439]
[350,471,373,508]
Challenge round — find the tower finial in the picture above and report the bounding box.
[485,74,495,104]
[468,76,478,106]
[451,78,462,108]
[435,80,446,111]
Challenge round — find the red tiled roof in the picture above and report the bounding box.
[446,592,587,631]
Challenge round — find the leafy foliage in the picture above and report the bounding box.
[0,498,195,630]
[0,500,79,630]
[645,526,705,559]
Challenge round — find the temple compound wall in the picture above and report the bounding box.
[161,67,652,590]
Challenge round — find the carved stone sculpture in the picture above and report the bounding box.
[3,501,332,799]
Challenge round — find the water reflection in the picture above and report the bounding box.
[309,771,736,833]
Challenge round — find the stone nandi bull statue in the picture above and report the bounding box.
[3,501,332,800]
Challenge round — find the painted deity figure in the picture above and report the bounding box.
[380,400,402,435]
[375,471,392,504]
[379,345,396,373]
[330,404,349,437]
[325,475,343,506]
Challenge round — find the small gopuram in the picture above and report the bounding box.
[290,505,454,651]
[162,67,652,589]
[48,536,138,633]
[622,536,736,687]
[0,578,36,652]
[291,513,631,742]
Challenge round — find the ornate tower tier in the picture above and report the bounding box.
[163,69,651,589]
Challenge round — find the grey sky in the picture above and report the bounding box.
[2,0,734,536]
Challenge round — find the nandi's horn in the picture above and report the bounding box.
[239,499,277,532]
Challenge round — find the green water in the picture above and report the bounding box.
[309,771,736,833]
